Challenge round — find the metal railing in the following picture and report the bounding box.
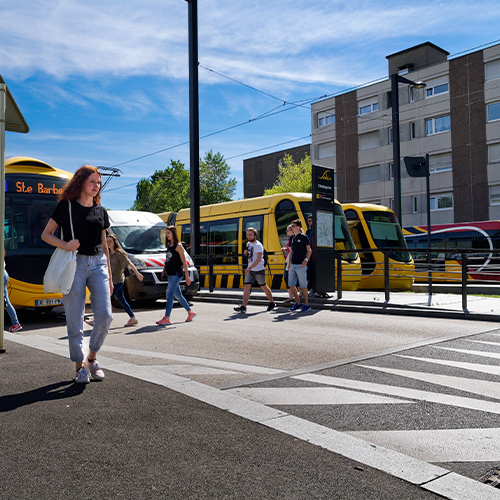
[191,248,500,311]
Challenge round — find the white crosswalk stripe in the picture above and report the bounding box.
[355,364,500,400]
[396,354,500,377]
[225,387,414,405]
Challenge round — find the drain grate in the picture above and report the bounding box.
[479,469,500,488]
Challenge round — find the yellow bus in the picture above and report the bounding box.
[342,203,414,290]
[166,193,361,291]
[4,157,72,309]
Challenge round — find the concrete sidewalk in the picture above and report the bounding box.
[192,287,500,322]
[1,337,449,500]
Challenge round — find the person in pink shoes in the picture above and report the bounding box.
[156,226,196,326]
[106,232,143,327]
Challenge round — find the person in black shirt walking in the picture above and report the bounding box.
[156,226,196,326]
[288,219,312,312]
[42,165,113,384]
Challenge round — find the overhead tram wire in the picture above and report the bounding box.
[107,39,500,190]
[226,134,312,160]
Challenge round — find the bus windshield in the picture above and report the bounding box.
[5,174,68,255]
[113,225,166,254]
[363,211,411,262]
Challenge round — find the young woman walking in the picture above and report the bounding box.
[42,165,113,384]
[106,232,143,327]
[156,226,196,326]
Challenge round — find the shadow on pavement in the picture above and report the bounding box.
[0,380,85,412]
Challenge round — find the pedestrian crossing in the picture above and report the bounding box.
[225,333,500,466]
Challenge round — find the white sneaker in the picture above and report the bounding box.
[85,359,105,380]
[75,367,90,384]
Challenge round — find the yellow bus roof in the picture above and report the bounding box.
[5,156,72,180]
[175,193,314,222]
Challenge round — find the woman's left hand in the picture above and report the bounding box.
[185,276,192,286]
[137,272,144,282]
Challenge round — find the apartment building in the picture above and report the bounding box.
[311,41,500,226]
[243,143,311,198]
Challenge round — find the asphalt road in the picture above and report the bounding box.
[4,300,500,499]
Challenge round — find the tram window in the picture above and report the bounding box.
[276,199,295,212]
[298,201,312,220]
[275,199,298,248]
[209,219,238,265]
[181,224,191,254]
[200,223,208,257]
[343,209,360,221]
[242,216,264,252]
[180,223,208,258]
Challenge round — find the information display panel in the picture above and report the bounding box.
[311,165,336,293]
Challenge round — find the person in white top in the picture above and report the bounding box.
[234,227,275,313]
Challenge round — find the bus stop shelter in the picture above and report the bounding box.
[1,75,30,352]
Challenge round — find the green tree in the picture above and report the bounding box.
[199,150,237,205]
[132,160,190,213]
[264,154,312,195]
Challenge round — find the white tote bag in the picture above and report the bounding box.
[43,200,78,295]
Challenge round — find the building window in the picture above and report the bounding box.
[359,165,381,184]
[426,82,449,97]
[389,162,394,180]
[487,102,500,122]
[485,59,500,82]
[426,115,451,135]
[429,153,452,173]
[412,196,418,214]
[410,122,416,139]
[359,131,379,151]
[318,111,335,128]
[387,91,392,108]
[359,103,379,115]
[358,97,379,116]
[389,127,393,144]
[318,141,336,159]
[490,185,500,206]
[430,193,453,211]
[389,198,395,211]
[488,143,500,164]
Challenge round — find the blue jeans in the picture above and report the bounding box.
[64,254,113,363]
[4,270,19,327]
[112,282,134,318]
[288,263,308,290]
[164,274,190,317]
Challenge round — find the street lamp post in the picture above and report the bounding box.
[185,0,200,259]
[391,74,425,225]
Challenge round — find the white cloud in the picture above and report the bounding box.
[3,0,500,90]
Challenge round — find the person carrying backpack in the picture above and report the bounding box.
[234,227,275,314]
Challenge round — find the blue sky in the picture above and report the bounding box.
[2,0,500,210]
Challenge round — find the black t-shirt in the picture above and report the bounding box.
[290,233,310,264]
[164,244,183,276]
[51,199,110,256]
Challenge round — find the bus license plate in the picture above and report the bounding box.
[35,298,63,307]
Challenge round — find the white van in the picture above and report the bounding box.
[107,211,199,303]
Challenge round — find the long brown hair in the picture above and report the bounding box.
[106,231,126,255]
[58,165,102,204]
[165,225,179,247]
